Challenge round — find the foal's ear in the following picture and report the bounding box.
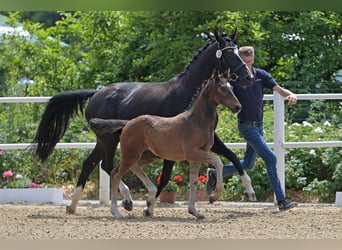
[213,69,219,80]
[223,69,230,79]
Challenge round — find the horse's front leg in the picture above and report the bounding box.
[188,161,204,219]
[156,160,175,197]
[211,134,256,201]
[240,170,257,201]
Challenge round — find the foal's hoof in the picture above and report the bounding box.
[189,210,205,220]
[143,207,152,217]
[122,199,133,211]
[197,214,205,220]
[66,205,75,214]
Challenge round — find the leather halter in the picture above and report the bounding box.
[216,45,246,81]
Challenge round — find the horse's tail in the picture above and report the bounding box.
[89,118,128,136]
[31,90,97,162]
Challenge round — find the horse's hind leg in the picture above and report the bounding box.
[66,144,102,214]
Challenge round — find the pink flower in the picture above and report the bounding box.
[0,150,3,156]
[81,130,88,135]
[28,182,36,188]
[28,182,42,188]
[3,170,14,178]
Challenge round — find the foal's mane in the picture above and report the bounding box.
[185,76,213,111]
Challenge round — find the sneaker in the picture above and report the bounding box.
[278,199,298,211]
[206,168,217,195]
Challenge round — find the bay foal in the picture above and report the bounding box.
[90,70,244,219]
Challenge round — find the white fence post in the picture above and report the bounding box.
[273,92,286,195]
[99,162,110,204]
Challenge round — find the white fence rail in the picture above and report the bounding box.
[1,93,342,203]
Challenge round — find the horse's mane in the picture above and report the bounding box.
[176,40,214,79]
[176,33,232,80]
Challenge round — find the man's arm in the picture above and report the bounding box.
[273,85,297,105]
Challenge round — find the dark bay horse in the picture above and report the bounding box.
[31,30,255,214]
[90,70,241,219]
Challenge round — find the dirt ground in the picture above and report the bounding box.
[0,200,341,239]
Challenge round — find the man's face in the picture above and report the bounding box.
[241,55,254,66]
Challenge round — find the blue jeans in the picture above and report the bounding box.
[219,123,285,202]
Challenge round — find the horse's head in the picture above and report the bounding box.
[212,69,241,113]
[214,30,254,88]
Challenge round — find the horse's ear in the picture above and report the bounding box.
[230,28,238,42]
[214,30,225,46]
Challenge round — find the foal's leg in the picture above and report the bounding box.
[110,167,124,219]
[130,151,160,217]
[99,134,133,211]
[211,133,256,201]
[130,166,157,217]
[110,155,140,219]
[186,149,224,204]
[188,161,204,219]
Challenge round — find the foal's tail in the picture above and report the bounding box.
[31,90,97,162]
[89,118,128,136]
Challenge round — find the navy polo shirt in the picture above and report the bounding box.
[232,67,277,122]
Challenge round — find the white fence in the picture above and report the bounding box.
[1,93,342,203]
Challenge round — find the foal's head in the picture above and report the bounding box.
[210,69,241,113]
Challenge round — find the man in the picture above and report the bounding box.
[206,46,298,211]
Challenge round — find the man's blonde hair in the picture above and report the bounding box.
[239,46,254,57]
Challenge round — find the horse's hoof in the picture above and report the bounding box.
[122,199,133,211]
[244,191,257,202]
[66,205,75,214]
[209,196,216,204]
[143,207,152,217]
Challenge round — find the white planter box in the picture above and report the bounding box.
[336,192,342,206]
[0,188,64,203]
